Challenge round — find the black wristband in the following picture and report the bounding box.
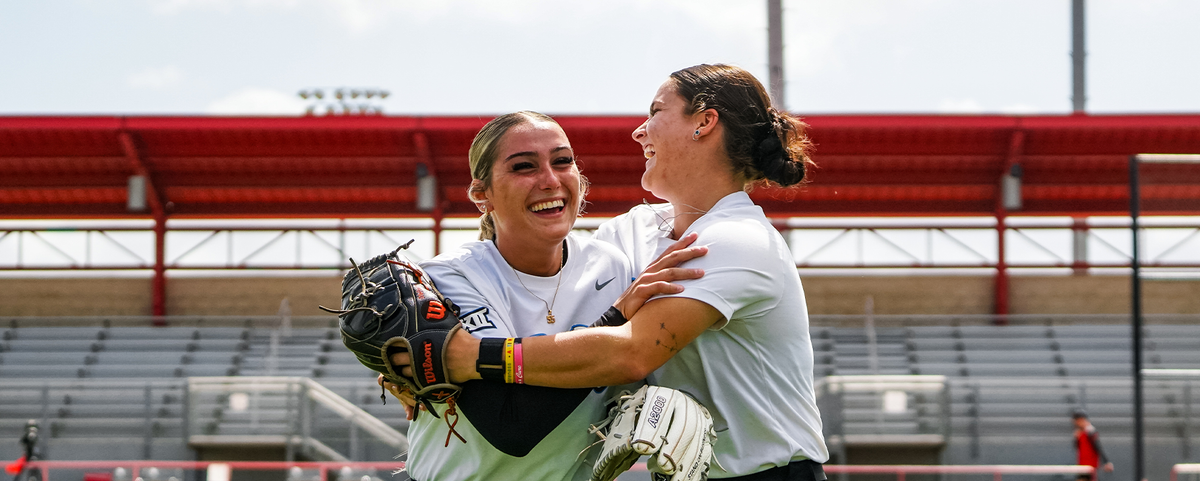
[477,337,507,382]
[590,306,628,328]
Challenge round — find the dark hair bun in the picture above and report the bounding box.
[753,130,804,186]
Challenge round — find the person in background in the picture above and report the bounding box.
[5,420,41,481]
[1073,410,1114,480]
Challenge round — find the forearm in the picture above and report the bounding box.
[444,298,720,389]
[521,324,648,388]
[446,323,646,388]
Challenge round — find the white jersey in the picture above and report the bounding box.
[406,234,634,481]
[593,191,829,478]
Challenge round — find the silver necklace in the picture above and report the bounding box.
[511,251,565,324]
[646,200,710,235]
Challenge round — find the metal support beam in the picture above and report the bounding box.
[120,131,168,321]
[767,0,785,109]
[1072,217,1089,275]
[1072,0,1087,113]
[994,131,1025,320]
[1129,155,1144,481]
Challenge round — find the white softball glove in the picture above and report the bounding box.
[589,385,716,481]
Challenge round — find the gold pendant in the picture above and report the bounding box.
[546,311,555,324]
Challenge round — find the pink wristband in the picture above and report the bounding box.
[513,339,524,384]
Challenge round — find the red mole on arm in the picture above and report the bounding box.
[445,295,724,388]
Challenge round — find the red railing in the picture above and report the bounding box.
[25,461,1096,481]
[822,464,1094,481]
[25,461,404,481]
[627,462,1093,480]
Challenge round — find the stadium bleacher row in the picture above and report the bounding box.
[811,324,1200,379]
[1,320,1198,473]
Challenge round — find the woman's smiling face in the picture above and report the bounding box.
[632,80,696,200]
[483,120,581,247]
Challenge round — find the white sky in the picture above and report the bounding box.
[2,0,1198,116]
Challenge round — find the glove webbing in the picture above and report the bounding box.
[318,254,392,324]
[317,241,414,333]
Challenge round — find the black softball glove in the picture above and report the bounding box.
[321,241,463,416]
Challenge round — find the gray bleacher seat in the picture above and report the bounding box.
[956,338,1055,350]
[1059,350,1132,363]
[179,365,238,376]
[93,351,185,364]
[8,327,103,341]
[955,325,1053,338]
[1050,337,1133,350]
[907,350,961,363]
[1060,363,1129,377]
[181,351,242,364]
[905,325,957,337]
[961,350,1058,364]
[83,364,185,378]
[1,352,89,365]
[195,327,250,339]
[101,327,198,340]
[915,361,1065,377]
[1052,325,1133,337]
[1145,325,1200,336]
[0,365,87,378]
[3,339,103,352]
[47,418,149,437]
[1145,337,1200,350]
[909,362,967,377]
[101,339,196,352]
[963,362,1065,377]
[190,338,248,352]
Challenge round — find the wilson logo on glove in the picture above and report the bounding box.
[426,300,446,320]
[423,340,437,384]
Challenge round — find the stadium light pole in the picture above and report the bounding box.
[1071,0,1086,113]
[1129,153,1200,481]
[767,0,785,109]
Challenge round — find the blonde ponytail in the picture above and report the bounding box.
[478,212,496,241]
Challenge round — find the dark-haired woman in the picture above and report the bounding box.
[436,64,830,480]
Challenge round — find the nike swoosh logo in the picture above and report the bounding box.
[595,277,616,291]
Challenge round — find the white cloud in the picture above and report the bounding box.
[128,66,185,90]
[205,88,307,115]
[938,98,984,113]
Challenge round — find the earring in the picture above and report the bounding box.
[692,130,700,141]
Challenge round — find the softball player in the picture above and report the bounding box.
[440,64,830,480]
[399,111,701,481]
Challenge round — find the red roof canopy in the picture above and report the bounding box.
[3,114,1199,219]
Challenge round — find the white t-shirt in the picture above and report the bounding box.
[593,191,830,478]
[406,234,634,481]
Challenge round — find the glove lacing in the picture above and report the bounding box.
[442,397,466,446]
[578,390,638,460]
[318,255,393,333]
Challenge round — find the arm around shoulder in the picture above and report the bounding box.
[519,297,723,388]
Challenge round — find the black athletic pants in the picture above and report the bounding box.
[717,459,827,481]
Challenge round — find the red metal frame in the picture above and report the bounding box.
[4,114,1200,316]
